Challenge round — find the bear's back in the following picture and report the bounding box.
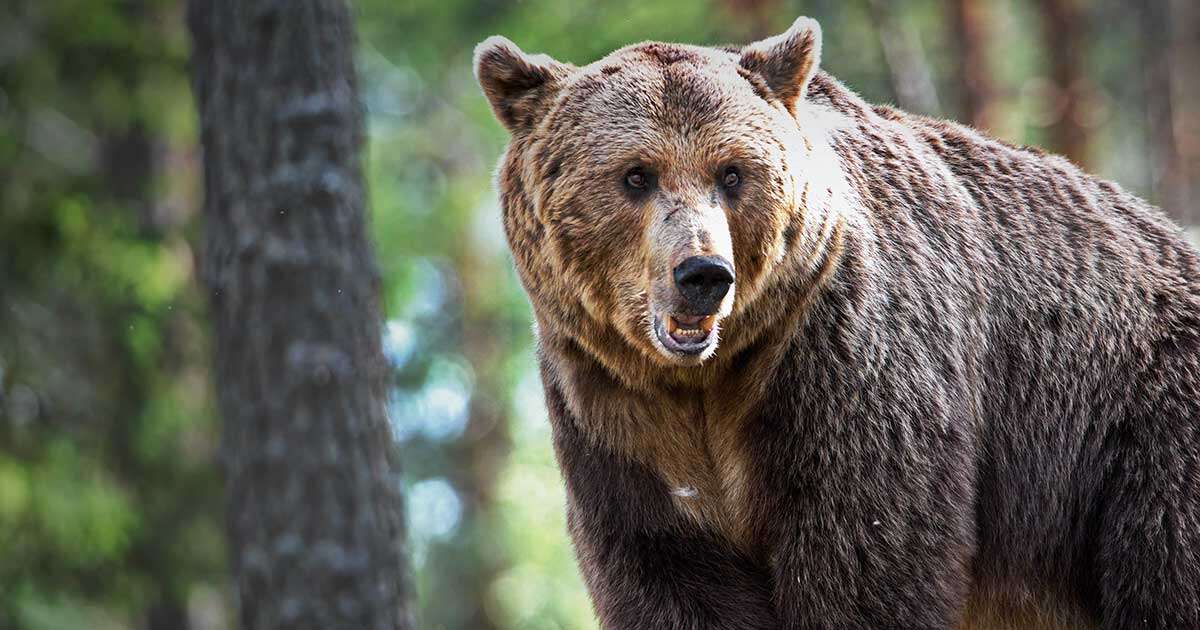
[795,73,1200,624]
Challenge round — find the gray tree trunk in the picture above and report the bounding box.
[187,2,413,629]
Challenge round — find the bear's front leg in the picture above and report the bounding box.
[569,510,779,630]
[751,406,978,629]
[766,517,972,630]
[547,384,779,630]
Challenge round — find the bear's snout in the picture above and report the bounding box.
[644,201,737,363]
[673,255,735,315]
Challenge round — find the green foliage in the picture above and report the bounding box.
[0,0,223,627]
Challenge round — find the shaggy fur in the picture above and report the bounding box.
[475,16,1200,630]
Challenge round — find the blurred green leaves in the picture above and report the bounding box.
[29,441,137,568]
[0,0,221,628]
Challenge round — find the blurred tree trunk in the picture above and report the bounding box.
[947,0,1000,132]
[187,2,413,630]
[146,602,191,630]
[1173,0,1200,227]
[723,0,777,39]
[1141,0,1199,224]
[1038,0,1090,166]
[446,245,512,630]
[864,0,941,116]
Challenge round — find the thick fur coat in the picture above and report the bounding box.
[475,16,1200,630]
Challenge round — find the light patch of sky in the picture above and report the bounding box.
[389,355,474,442]
[382,319,416,370]
[470,196,506,259]
[510,355,550,443]
[407,477,462,567]
[400,161,448,221]
[359,44,423,127]
[403,257,449,320]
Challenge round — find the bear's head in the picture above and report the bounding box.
[476,17,837,375]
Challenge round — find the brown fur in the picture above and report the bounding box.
[476,16,1200,630]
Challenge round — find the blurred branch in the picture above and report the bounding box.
[864,0,941,116]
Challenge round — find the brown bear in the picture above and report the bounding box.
[474,16,1200,630]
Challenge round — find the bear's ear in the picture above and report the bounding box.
[738,16,822,114]
[474,36,572,133]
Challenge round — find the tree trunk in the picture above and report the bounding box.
[947,0,999,131]
[1038,0,1091,166]
[187,2,413,629]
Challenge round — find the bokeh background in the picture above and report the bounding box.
[0,0,1197,628]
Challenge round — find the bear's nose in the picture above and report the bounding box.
[673,255,735,314]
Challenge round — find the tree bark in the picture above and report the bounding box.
[187,2,413,629]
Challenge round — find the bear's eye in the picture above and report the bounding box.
[625,168,648,190]
[722,167,741,189]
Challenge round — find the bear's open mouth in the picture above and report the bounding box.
[668,314,715,342]
[654,313,718,356]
